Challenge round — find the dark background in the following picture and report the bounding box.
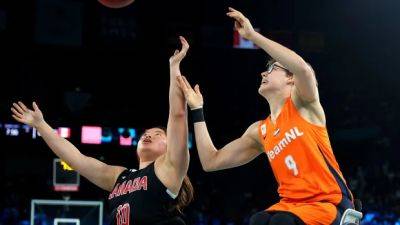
[0,0,399,224]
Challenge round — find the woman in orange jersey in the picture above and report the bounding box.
[176,7,354,225]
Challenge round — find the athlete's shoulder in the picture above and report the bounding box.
[117,168,137,179]
[246,120,263,135]
[291,87,326,126]
[243,121,265,150]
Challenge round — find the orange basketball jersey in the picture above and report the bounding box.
[258,97,353,224]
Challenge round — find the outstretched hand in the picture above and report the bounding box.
[11,101,44,128]
[226,7,256,40]
[176,75,204,110]
[169,36,190,66]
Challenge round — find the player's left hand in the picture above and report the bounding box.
[169,36,189,66]
[176,75,203,110]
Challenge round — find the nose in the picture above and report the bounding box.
[261,72,268,78]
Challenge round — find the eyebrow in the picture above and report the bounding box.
[141,129,165,137]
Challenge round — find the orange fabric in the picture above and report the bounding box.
[258,97,353,224]
[268,201,337,225]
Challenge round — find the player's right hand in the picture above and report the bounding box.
[11,101,45,128]
[176,75,204,110]
[226,7,256,40]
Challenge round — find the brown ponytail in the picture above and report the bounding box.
[176,175,194,214]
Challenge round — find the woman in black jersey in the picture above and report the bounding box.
[11,36,193,225]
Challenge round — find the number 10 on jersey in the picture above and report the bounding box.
[117,203,130,225]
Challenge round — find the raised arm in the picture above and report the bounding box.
[176,76,263,172]
[227,7,318,102]
[152,37,191,196]
[162,36,190,176]
[11,101,125,192]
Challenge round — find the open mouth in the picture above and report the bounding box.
[142,139,152,144]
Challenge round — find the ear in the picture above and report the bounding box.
[286,74,295,85]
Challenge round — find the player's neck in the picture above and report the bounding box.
[139,160,153,169]
[266,90,290,122]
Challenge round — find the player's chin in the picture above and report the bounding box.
[258,85,267,95]
[137,143,149,153]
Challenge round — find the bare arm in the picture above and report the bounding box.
[227,7,318,102]
[176,76,263,172]
[250,33,318,102]
[194,121,263,171]
[164,36,190,176]
[154,37,190,195]
[11,102,125,192]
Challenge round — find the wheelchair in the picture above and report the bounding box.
[339,199,363,225]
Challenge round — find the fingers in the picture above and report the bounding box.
[176,76,184,89]
[179,36,189,53]
[18,101,29,112]
[226,10,241,18]
[228,7,239,12]
[228,7,244,16]
[194,84,202,96]
[11,107,23,118]
[170,37,189,62]
[12,102,25,115]
[32,102,40,112]
[176,75,198,96]
[181,75,193,90]
[179,36,189,47]
[176,76,189,92]
[12,115,25,123]
[226,9,246,24]
[227,13,245,23]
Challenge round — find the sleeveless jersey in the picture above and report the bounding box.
[108,163,181,225]
[258,97,353,207]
